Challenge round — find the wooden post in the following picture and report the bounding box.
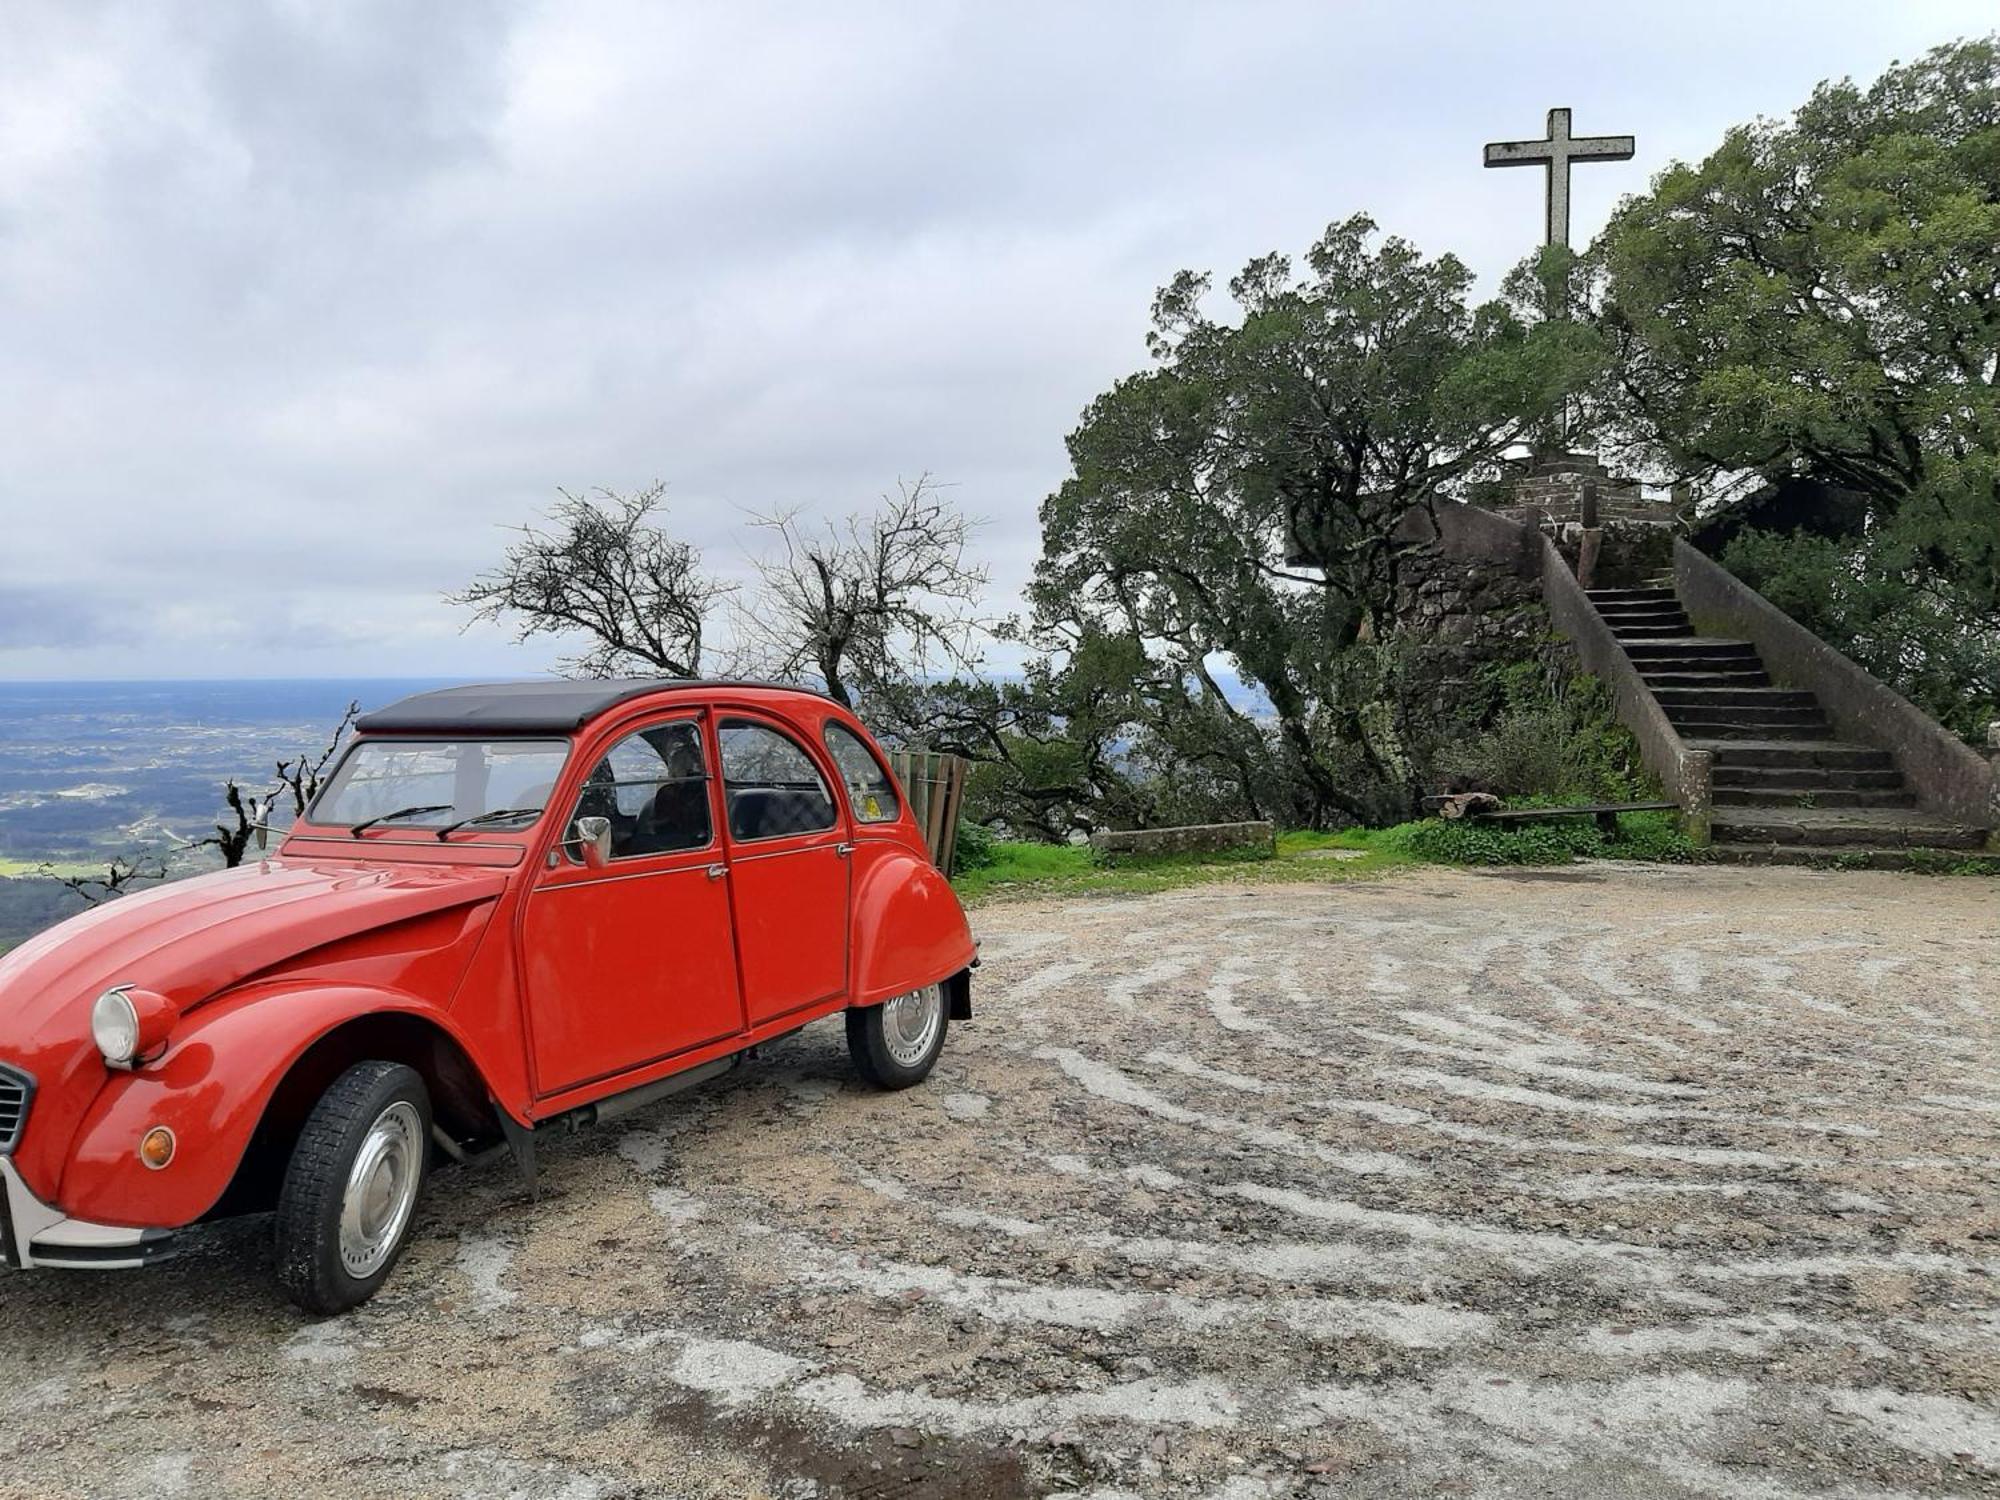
[886,750,969,873]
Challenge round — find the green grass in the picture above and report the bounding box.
[950,834,1412,905]
[951,811,1707,904]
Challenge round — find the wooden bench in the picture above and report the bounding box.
[1468,801,1678,837]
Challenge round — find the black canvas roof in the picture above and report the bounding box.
[355,679,693,734]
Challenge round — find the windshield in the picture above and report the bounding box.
[309,739,571,832]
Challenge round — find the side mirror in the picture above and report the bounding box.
[572,815,613,869]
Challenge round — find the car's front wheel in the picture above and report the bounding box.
[846,983,948,1089]
[275,1061,432,1315]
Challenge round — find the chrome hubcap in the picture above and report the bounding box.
[338,1101,422,1280]
[882,983,944,1068]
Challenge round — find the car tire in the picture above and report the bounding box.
[846,983,949,1090]
[274,1060,432,1315]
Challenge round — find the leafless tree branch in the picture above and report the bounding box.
[735,476,990,708]
[450,483,730,678]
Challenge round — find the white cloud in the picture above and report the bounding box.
[1,0,1991,678]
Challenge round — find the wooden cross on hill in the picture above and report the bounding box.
[1483,107,1634,249]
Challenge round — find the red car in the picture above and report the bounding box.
[0,681,975,1312]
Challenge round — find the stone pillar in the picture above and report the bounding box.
[1987,723,2000,844]
[1680,749,1714,847]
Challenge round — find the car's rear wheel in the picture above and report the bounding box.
[275,1061,431,1315]
[846,983,948,1089]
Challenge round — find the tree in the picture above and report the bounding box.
[1032,215,1598,826]
[738,476,988,708]
[1595,38,2000,732]
[40,853,166,907]
[452,484,728,678]
[187,702,361,869]
[880,626,1157,839]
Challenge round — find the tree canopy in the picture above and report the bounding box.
[1026,215,1599,825]
[1598,36,2000,732]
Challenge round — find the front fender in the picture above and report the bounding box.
[55,984,500,1230]
[849,844,976,1007]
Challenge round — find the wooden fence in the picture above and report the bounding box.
[887,750,969,876]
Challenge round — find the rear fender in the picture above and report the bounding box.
[56,984,511,1230]
[848,845,976,1007]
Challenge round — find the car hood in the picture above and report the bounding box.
[0,856,509,1204]
[0,857,509,1048]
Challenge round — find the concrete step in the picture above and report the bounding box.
[1670,719,1829,740]
[1640,670,1773,689]
[1601,608,1694,626]
[1632,658,1767,678]
[1621,638,1756,658]
[1711,808,1988,850]
[1630,655,1764,674]
[1667,711,1830,734]
[1615,623,1702,639]
[1654,686,1818,709]
[1708,843,1996,870]
[1713,764,1906,791]
[1692,740,1897,771]
[1711,785,1916,809]
[1584,592,1680,608]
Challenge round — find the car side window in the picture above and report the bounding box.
[823,722,900,824]
[567,720,712,861]
[717,719,837,840]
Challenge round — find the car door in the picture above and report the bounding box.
[521,713,745,1095]
[715,714,850,1027]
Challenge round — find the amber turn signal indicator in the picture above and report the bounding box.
[139,1127,176,1170]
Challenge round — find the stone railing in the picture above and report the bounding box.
[1535,532,1713,842]
[1420,503,1712,840]
[1674,540,1998,838]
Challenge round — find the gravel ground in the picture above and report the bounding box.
[2,861,1997,1499]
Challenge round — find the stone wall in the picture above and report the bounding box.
[1391,502,1546,657]
[1491,453,1675,531]
[1091,821,1277,859]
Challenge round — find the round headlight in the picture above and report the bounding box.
[91,988,141,1067]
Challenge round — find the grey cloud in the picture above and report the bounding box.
[0,0,1992,679]
[0,585,131,649]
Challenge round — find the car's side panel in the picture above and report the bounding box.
[55,985,500,1229]
[522,861,745,1093]
[847,844,977,1006]
[711,712,853,1027]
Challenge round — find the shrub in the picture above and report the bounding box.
[1435,658,1656,805]
[952,819,999,872]
[1370,810,1699,866]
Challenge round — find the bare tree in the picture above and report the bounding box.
[275,701,361,817]
[186,780,272,869]
[41,854,166,906]
[451,484,729,678]
[185,701,361,869]
[738,477,988,708]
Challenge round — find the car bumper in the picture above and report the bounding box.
[0,1156,177,1271]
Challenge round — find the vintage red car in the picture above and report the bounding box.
[0,680,975,1312]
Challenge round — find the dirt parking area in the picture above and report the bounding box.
[2,862,1997,1499]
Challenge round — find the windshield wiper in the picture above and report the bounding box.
[434,807,546,841]
[349,804,455,838]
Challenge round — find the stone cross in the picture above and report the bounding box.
[1484,107,1634,248]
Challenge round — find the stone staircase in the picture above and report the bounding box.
[1588,584,1987,866]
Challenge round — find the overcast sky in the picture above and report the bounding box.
[1,1,1990,682]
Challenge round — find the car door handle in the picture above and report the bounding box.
[835,842,856,858]
[706,863,727,880]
